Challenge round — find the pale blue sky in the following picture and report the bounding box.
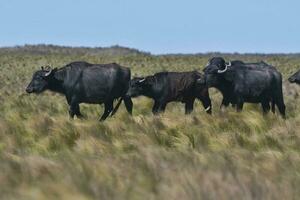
[0,0,299,54]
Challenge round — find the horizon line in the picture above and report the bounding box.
[1,43,300,56]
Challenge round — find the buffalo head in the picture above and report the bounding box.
[126,76,155,97]
[288,70,300,84]
[202,57,231,87]
[203,57,231,74]
[26,66,56,94]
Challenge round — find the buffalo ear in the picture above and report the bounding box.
[54,68,65,81]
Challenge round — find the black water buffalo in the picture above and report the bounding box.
[202,57,285,117]
[126,71,212,114]
[26,61,133,121]
[205,59,277,112]
[288,70,300,84]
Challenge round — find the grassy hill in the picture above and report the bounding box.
[1,45,300,200]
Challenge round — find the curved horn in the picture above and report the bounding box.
[44,68,52,76]
[217,65,228,73]
[138,78,146,83]
[226,61,231,67]
[205,106,211,112]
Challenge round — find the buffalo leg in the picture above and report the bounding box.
[152,101,159,114]
[110,98,122,117]
[271,100,276,114]
[277,103,286,118]
[261,100,270,115]
[67,97,75,119]
[69,106,76,119]
[152,101,166,115]
[74,104,85,119]
[69,102,81,119]
[158,103,167,113]
[68,96,84,119]
[124,96,133,115]
[220,98,230,111]
[100,101,113,121]
[236,97,244,112]
[273,81,286,118]
[185,99,194,114]
[275,97,286,118]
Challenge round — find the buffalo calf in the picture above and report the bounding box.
[126,71,212,114]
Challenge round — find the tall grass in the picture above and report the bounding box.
[0,46,300,199]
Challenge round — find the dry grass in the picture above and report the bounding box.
[0,46,300,200]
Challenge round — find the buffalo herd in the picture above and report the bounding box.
[26,57,300,120]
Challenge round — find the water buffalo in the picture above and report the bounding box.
[126,71,212,114]
[26,61,133,121]
[207,59,277,112]
[202,57,285,117]
[288,70,300,84]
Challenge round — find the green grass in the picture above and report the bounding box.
[1,45,300,199]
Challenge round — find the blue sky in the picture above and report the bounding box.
[0,0,299,54]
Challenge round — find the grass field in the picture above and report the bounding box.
[1,45,300,200]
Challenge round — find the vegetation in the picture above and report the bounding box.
[1,45,300,200]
